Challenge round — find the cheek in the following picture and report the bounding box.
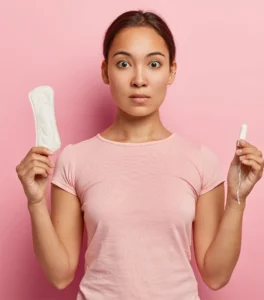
[150,73,169,98]
[108,70,127,93]
[150,70,169,86]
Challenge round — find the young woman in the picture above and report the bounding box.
[16,10,263,300]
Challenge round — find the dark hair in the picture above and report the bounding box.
[103,10,176,66]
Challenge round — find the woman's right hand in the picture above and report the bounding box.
[16,147,55,205]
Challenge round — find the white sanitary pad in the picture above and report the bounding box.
[29,86,61,152]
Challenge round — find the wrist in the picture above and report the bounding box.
[27,198,47,213]
[226,193,246,211]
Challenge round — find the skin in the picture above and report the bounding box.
[16,24,263,291]
[100,26,177,142]
[99,26,263,289]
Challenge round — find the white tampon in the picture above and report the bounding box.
[29,86,61,152]
[239,124,247,143]
[237,124,248,204]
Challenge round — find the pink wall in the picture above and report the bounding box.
[1,1,264,299]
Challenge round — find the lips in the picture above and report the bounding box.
[129,94,150,104]
[129,94,150,98]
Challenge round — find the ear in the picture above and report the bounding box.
[101,60,109,84]
[168,61,177,85]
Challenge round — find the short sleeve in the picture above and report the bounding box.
[51,144,77,196]
[199,145,226,195]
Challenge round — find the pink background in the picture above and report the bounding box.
[1,1,264,299]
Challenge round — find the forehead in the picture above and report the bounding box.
[109,26,168,56]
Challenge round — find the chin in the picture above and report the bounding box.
[118,105,159,118]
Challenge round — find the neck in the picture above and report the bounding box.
[102,109,171,142]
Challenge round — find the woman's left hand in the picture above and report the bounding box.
[227,139,264,203]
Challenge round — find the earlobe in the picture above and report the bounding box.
[168,72,176,86]
[101,60,109,84]
[168,62,177,85]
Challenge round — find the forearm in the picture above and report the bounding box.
[28,199,72,288]
[203,194,246,289]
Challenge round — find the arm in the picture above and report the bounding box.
[193,183,245,290]
[28,184,83,289]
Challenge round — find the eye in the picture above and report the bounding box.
[149,61,161,68]
[117,60,130,68]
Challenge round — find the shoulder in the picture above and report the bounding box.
[60,134,100,156]
[171,133,223,181]
[54,134,99,167]
[174,133,220,158]
[171,132,202,160]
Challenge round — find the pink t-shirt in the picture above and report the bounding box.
[51,132,225,300]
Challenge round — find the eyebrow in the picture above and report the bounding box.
[113,51,165,58]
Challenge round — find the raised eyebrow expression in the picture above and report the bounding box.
[112,51,166,58]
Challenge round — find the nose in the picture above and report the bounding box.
[130,67,148,88]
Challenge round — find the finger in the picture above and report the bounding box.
[19,148,55,171]
[23,153,54,168]
[236,147,262,157]
[238,139,261,152]
[28,146,54,157]
[20,161,52,178]
[239,154,264,167]
[29,161,53,175]
[25,166,49,179]
[238,139,252,148]
[240,159,263,178]
[18,164,48,180]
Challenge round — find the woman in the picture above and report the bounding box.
[16,10,263,300]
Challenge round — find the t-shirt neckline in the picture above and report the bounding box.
[96,132,176,147]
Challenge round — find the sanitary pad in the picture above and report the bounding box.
[29,86,61,152]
